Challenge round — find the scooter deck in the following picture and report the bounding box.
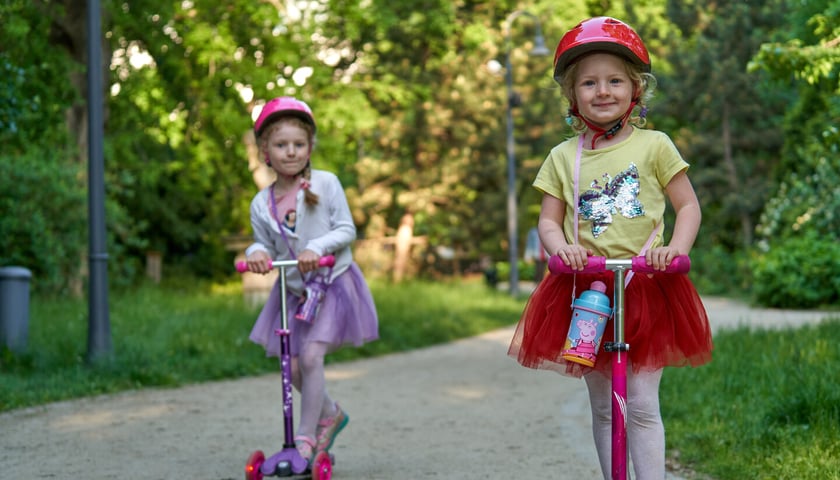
[246,449,334,479]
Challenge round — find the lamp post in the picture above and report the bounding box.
[504,11,549,296]
[87,0,112,362]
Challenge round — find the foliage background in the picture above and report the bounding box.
[1,0,838,307]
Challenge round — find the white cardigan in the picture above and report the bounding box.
[245,169,356,295]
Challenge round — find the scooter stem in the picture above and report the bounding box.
[609,267,629,480]
[278,264,296,447]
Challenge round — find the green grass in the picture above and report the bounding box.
[662,322,840,479]
[3,276,839,479]
[0,276,525,411]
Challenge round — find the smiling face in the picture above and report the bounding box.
[572,52,637,130]
[261,118,312,178]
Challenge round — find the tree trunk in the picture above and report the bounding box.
[393,213,415,283]
[37,0,112,164]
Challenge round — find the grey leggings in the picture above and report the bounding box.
[289,341,336,440]
[584,368,665,480]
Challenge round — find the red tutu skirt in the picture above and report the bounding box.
[508,271,713,378]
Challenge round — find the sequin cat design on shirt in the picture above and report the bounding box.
[579,163,645,237]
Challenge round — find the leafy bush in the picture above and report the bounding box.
[0,148,87,294]
[756,133,840,244]
[689,244,750,297]
[750,232,840,308]
[494,260,537,286]
[0,23,78,152]
[748,127,840,308]
[0,147,148,293]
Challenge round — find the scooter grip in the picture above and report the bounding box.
[548,255,607,274]
[631,255,691,274]
[235,261,248,273]
[318,255,336,267]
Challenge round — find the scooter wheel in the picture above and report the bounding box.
[310,450,332,480]
[244,450,265,480]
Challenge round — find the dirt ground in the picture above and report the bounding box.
[0,296,831,479]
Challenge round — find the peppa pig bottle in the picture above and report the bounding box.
[561,281,612,367]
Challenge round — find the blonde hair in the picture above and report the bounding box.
[559,53,657,132]
[258,116,319,206]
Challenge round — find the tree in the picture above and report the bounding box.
[1,1,93,293]
[751,0,840,244]
[659,0,792,251]
[316,0,565,268]
[734,0,839,307]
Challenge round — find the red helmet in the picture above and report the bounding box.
[254,96,316,137]
[553,17,650,82]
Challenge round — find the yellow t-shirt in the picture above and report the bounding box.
[533,128,688,258]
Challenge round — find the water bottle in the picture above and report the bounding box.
[294,274,329,323]
[561,281,612,367]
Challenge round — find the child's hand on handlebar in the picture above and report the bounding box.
[554,245,593,271]
[297,249,322,274]
[246,251,273,274]
[645,246,682,271]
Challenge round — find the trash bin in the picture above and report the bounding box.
[0,266,32,353]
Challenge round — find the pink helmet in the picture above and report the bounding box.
[553,17,650,82]
[254,97,316,138]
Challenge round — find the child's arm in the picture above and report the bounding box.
[646,170,701,271]
[304,177,355,246]
[538,193,592,271]
[299,174,355,274]
[245,197,277,274]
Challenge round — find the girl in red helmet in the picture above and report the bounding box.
[508,18,713,479]
[244,97,379,464]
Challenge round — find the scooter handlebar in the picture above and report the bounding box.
[548,255,606,274]
[235,255,336,273]
[631,255,690,274]
[548,254,690,275]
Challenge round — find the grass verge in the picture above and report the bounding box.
[0,276,524,411]
[662,321,840,480]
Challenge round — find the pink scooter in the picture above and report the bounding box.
[236,256,336,480]
[549,254,690,480]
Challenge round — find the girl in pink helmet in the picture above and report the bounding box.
[244,96,379,463]
[508,18,713,479]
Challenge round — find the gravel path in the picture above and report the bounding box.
[0,297,833,479]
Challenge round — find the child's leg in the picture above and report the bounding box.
[292,341,335,439]
[627,368,665,480]
[584,371,612,480]
[584,368,666,480]
[290,355,339,421]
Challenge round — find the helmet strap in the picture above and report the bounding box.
[573,100,638,149]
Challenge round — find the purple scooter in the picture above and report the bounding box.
[236,256,336,480]
[549,254,690,480]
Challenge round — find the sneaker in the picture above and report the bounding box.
[294,435,316,462]
[316,403,349,451]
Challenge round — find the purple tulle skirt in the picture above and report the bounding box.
[250,263,379,357]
